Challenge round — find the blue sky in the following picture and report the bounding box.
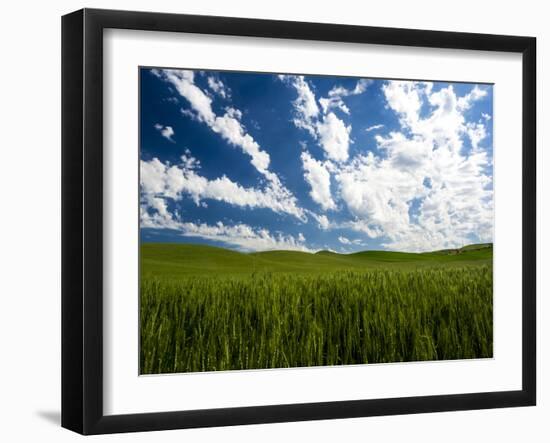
[140,67,493,253]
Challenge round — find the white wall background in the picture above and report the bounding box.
[0,0,546,441]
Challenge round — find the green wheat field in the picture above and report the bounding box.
[140,243,493,374]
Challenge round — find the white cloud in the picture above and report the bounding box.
[482,112,492,121]
[365,124,384,132]
[293,76,320,122]
[149,71,492,253]
[383,81,488,156]
[281,75,352,162]
[319,79,370,114]
[301,151,336,210]
[382,81,434,131]
[141,216,313,252]
[210,111,271,173]
[351,79,370,95]
[308,212,331,230]
[314,215,330,231]
[338,236,364,246]
[156,69,215,122]
[180,108,198,120]
[335,82,492,252]
[344,220,384,239]
[154,69,271,179]
[207,76,230,99]
[279,75,320,137]
[336,151,425,245]
[154,68,306,224]
[319,97,350,115]
[225,107,242,120]
[154,123,175,142]
[457,85,488,110]
[466,121,487,151]
[141,155,305,221]
[338,236,351,245]
[316,113,351,162]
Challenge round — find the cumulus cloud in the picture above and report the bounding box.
[154,123,175,142]
[316,214,330,230]
[465,121,487,151]
[301,151,336,210]
[336,150,425,244]
[457,85,488,110]
[335,81,492,251]
[306,212,331,230]
[382,81,429,130]
[140,153,305,221]
[316,113,352,162]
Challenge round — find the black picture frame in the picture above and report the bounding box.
[62,8,536,435]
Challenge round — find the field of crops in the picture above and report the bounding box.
[140,243,493,374]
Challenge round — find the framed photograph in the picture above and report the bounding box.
[62,8,536,435]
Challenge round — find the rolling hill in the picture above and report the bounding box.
[140,242,493,280]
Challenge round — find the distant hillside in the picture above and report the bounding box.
[141,242,493,280]
[460,243,493,251]
[430,243,493,256]
[315,250,340,257]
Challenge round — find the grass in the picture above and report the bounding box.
[140,243,493,374]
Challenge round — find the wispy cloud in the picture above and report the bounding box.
[153,69,272,178]
[207,76,230,99]
[319,79,370,115]
[280,75,352,162]
[365,124,384,132]
[338,236,364,246]
[141,215,314,253]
